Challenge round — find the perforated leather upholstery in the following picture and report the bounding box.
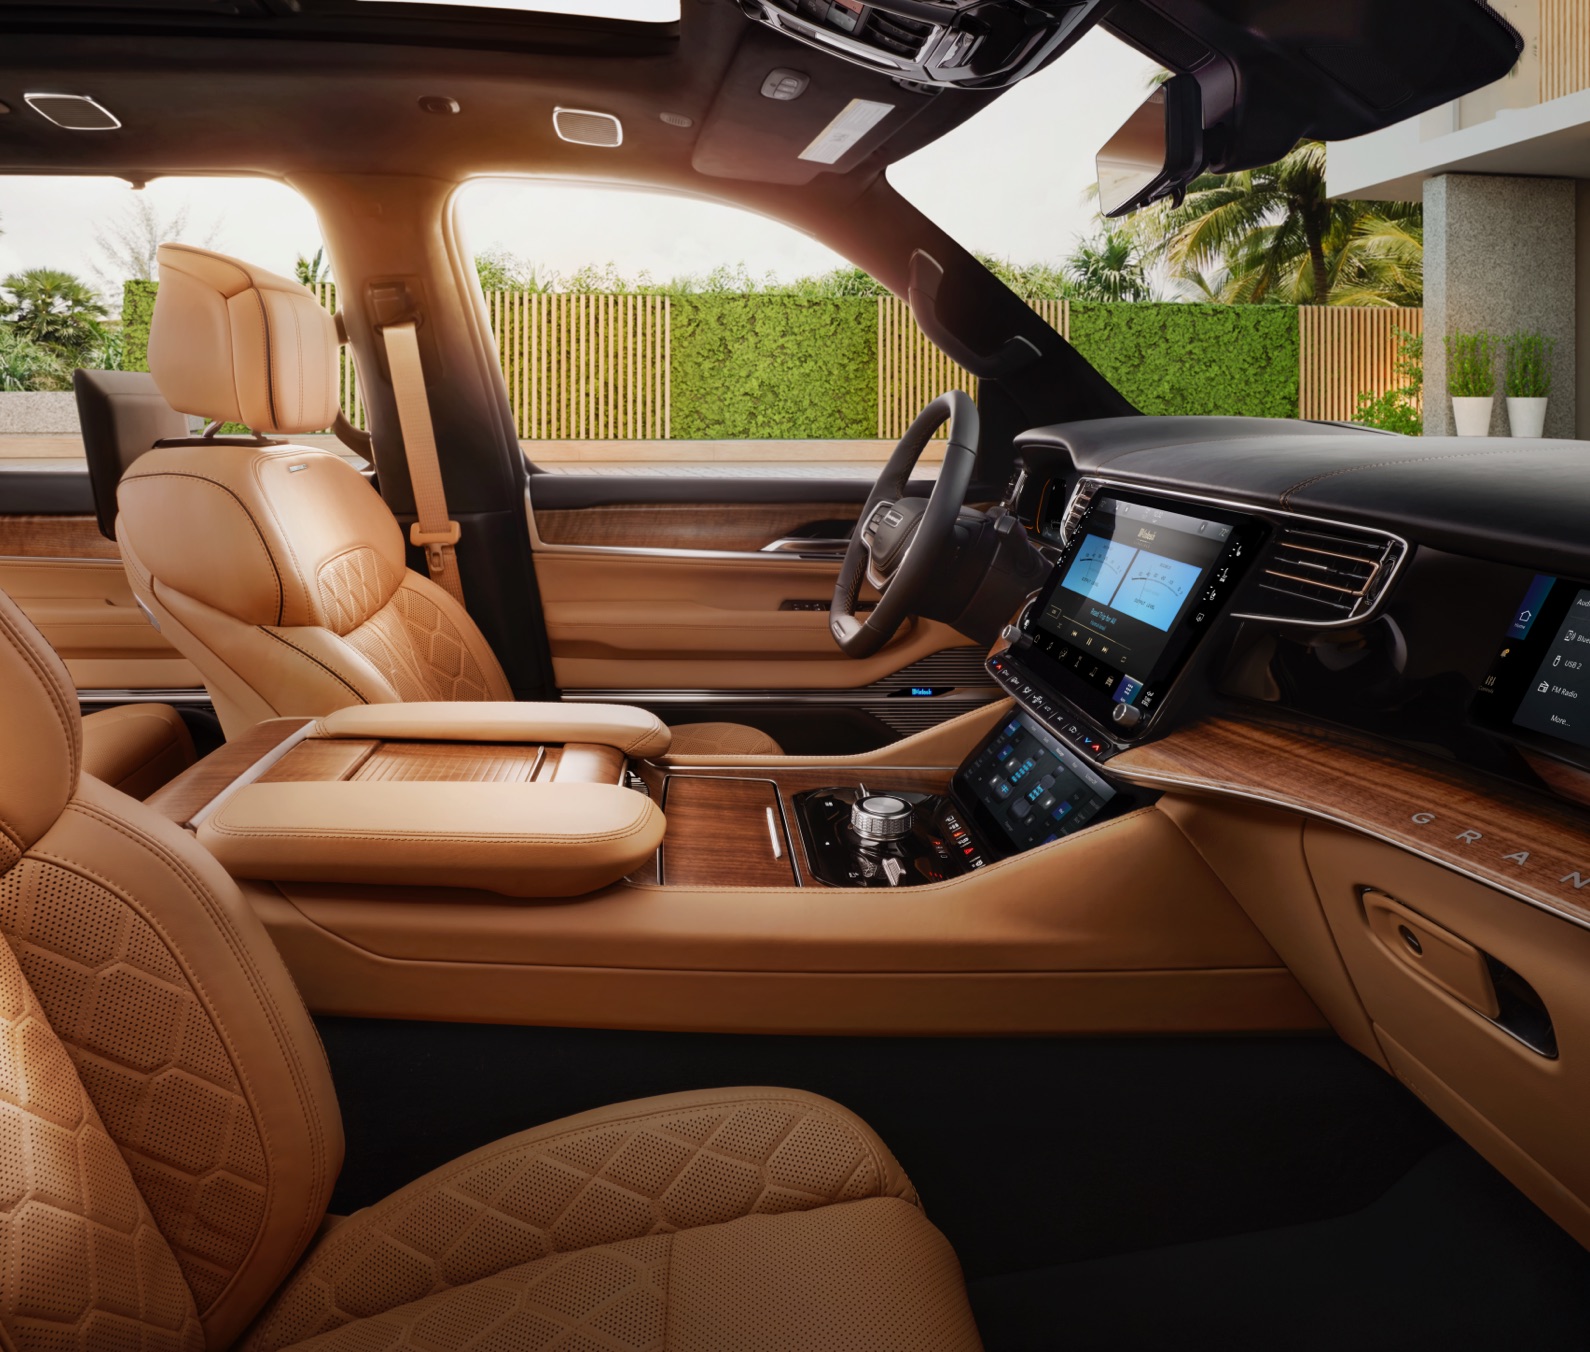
[0,587,980,1351]
[119,247,779,755]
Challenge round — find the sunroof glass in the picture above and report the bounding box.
[360,0,679,19]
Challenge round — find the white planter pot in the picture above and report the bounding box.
[1451,396,1494,437]
[1507,396,1548,438]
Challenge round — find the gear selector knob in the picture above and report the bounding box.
[851,795,914,843]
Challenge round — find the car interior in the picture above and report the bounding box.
[4,0,1590,1348]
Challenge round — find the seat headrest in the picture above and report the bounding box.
[148,243,340,436]
[0,590,81,861]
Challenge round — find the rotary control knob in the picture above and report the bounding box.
[850,795,914,843]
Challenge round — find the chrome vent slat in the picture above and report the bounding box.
[1248,524,1403,624]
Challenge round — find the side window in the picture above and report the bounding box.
[456,179,900,469]
[0,175,323,469]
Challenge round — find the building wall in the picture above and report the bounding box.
[1424,173,1577,437]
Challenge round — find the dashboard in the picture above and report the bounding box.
[946,417,1590,863]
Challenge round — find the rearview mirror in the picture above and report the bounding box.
[1096,74,1204,217]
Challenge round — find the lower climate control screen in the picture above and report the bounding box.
[954,711,1117,852]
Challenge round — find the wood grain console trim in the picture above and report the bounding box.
[1112,717,1590,930]
[145,718,315,828]
[0,514,120,560]
[655,776,796,887]
[536,502,860,553]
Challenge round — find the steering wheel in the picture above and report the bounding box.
[830,390,979,658]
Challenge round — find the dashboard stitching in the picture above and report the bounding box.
[1277,446,1545,509]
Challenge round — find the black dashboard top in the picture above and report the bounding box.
[1016,417,1590,582]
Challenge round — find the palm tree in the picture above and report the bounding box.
[1131,140,1422,306]
[0,268,108,359]
[1063,227,1153,302]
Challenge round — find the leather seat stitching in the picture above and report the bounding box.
[278,1090,899,1277]
[0,606,79,789]
[202,810,657,847]
[40,799,336,1280]
[124,471,286,623]
[259,629,379,703]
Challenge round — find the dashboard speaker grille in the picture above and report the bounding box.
[1250,525,1405,624]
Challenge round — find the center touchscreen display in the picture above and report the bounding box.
[1020,490,1263,725]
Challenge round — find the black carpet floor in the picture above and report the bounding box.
[970,1140,1590,1351]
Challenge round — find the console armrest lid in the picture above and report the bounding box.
[314,701,670,758]
[198,780,664,897]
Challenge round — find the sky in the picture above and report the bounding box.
[0,27,1159,296]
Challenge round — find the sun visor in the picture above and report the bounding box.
[693,25,934,184]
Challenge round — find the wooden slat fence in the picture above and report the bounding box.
[876,296,1068,439]
[1541,0,1590,103]
[1298,306,1423,423]
[486,291,670,440]
[306,284,1418,438]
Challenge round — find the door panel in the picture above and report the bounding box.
[0,556,201,691]
[528,484,1003,753]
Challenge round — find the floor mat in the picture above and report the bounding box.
[970,1141,1590,1351]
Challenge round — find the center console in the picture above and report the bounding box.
[788,485,1274,886]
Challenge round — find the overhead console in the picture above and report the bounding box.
[736,0,1105,89]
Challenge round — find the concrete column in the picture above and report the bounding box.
[1424,174,1576,437]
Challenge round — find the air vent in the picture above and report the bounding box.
[1248,525,1405,625]
[1058,481,1097,545]
[552,107,622,148]
[866,9,935,57]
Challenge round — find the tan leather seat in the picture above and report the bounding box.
[79,701,196,798]
[0,585,982,1352]
[115,243,781,758]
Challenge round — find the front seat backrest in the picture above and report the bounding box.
[117,244,512,738]
[0,588,343,1351]
[72,369,190,541]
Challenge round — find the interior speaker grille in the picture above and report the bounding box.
[553,107,622,148]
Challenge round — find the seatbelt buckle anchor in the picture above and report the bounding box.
[411,521,461,572]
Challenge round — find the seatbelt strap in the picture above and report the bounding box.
[380,320,466,605]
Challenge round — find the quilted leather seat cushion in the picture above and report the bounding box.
[665,723,783,758]
[243,1088,982,1352]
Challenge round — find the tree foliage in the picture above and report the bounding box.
[1352,328,1423,435]
[0,268,109,362]
[92,196,222,288]
[1062,228,1153,302]
[0,325,71,391]
[1130,140,1423,306]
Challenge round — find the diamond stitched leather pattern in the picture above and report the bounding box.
[246,1095,909,1352]
[339,578,496,704]
[0,856,271,1318]
[286,1234,673,1352]
[0,914,205,1352]
[317,549,400,637]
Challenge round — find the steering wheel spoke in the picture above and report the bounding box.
[829,391,979,659]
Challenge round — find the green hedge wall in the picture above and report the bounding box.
[1068,302,1300,419]
[117,283,1303,432]
[121,280,158,373]
[669,296,876,439]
